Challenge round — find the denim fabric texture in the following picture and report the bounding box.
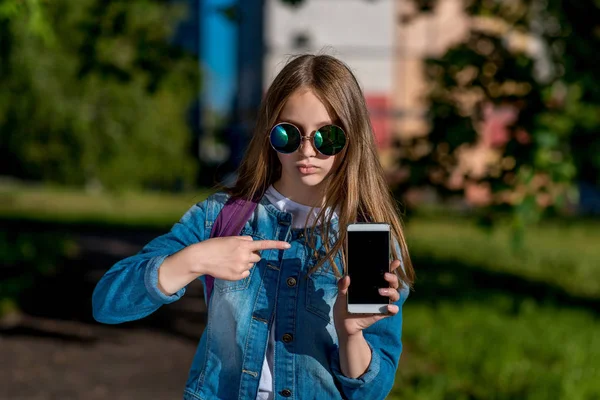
[92,193,409,400]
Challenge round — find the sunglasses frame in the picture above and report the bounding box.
[268,122,348,156]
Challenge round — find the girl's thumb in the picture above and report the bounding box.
[337,276,350,296]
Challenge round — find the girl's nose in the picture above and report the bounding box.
[298,136,317,157]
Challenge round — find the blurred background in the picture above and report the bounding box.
[1,0,599,399]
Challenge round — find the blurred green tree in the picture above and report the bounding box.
[396,0,599,231]
[0,0,199,191]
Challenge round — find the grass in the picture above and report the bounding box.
[0,182,211,228]
[2,184,599,399]
[393,299,600,399]
[391,218,600,399]
[405,217,600,300]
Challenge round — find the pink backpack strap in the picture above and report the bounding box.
[204,196,259,305]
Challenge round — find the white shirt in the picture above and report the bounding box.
[256,185,332,400]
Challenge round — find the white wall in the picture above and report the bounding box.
[264,0,394,94]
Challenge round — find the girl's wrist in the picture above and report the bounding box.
[158,244,206,295]
[182,242,210,277]
[337,330,372,378]
[337,329,363,346]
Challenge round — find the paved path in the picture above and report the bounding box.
[1,229,207,400]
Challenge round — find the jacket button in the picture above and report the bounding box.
[286,277,297,287]
[281,389,292,397]
[282,333,293,343]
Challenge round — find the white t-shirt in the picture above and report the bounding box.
[256,185,333,400]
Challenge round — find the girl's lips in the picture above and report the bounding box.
[297,165,317,175]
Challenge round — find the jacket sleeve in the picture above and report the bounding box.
[92,201,208,324]
[330,239,411,400]
[330,285,409,400]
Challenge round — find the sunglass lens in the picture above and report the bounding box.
[270,123,300,154]
[315,125,346,156]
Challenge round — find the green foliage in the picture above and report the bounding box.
[0,0,199,190]
[400,0,600,228]
[0,0,55,44]
[0,230,76,314]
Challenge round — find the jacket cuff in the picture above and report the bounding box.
[331,341,381,387]
[144,255,186,303]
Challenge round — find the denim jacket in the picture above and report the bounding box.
[92,193,410,400]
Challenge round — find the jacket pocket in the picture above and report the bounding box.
[305,267,338,323]
[213,265,255,293]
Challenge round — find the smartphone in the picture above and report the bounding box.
[346,223,390,314]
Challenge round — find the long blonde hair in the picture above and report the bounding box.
[228,54,414,287]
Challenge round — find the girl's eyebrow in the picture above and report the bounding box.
[278,118,333,129]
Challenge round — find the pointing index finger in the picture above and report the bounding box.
[249,240,291,251]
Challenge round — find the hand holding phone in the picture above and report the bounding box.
[346,223,391,314]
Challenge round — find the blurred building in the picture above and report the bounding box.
[197,0,469,160]
[209,0,512,179]
[393,0,468,138]
[200,0,483,174]
[197,1,597,213]
[263,0,469,167]
[265,0,395,149]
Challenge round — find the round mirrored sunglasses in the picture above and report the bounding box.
[269,122,347,156]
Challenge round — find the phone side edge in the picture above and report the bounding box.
[347,223,390,231]
[348,304,389,314]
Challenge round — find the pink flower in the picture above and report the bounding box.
[481,103,518,148]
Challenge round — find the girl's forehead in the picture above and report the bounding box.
[278,89,335,127]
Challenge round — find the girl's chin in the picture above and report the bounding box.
[296,174,326,187]
[279,170,327,188]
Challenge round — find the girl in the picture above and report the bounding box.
[92,54,415,400]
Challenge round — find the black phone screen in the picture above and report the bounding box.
[347,229,390,304]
